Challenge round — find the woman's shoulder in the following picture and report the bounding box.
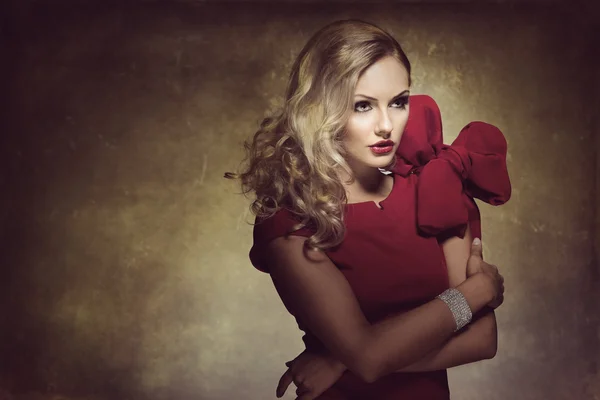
[250,208,315,273]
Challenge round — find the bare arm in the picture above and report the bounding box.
[398,226,498,372]
[267,235,496,383]
[398,311,496,372]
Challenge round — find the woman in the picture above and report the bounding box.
[227,19,511,399]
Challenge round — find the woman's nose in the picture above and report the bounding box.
[376,110,393,136]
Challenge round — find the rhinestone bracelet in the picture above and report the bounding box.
[436,288,473,332]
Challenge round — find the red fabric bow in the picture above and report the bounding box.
[392,95,512,239]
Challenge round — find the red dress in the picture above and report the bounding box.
[250,95,511,399]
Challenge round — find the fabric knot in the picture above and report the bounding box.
[391,95,512,238]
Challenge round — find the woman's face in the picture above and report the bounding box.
[342,56,410,173]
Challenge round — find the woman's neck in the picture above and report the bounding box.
[339,163,391,204]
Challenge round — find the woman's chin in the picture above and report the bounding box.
[372,156,395,169]
[347,154,395,173]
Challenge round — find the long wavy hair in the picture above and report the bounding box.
[226,19,411,250]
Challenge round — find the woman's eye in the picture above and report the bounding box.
[354,102,372,112]
[391,97,408,109]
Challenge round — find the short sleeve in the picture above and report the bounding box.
[249,209,314,273]
[435,195,482,243]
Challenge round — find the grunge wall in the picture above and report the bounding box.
[0,1,598,399]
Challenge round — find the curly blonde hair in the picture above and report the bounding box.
[226,20,411,250]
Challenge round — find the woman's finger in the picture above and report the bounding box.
[276,369,294,398]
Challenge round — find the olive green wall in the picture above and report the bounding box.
[0,2,598,399]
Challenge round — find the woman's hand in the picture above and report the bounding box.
[466,238,504,309]
[276,349,347,400]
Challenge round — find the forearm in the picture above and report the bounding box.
[326,308,496,378]
[354,274,492,381]
[398,308,497,372]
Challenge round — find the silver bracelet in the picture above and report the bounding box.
[436,288,473,332]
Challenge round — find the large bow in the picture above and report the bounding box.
[392,95,512,239]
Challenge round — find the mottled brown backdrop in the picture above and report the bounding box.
[1,1,598,400]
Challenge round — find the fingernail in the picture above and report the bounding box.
[473,238,481,246]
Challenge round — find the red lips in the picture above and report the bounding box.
[369,139,395,155]
[370,140,395,148]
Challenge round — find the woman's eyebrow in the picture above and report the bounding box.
[354,90,410,102]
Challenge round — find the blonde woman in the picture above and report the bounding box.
[227,20,511,400]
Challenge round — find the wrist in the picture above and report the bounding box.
[437,287,472,331]
[457,274,493,313]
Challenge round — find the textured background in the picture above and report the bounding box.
[0,1,598,399]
